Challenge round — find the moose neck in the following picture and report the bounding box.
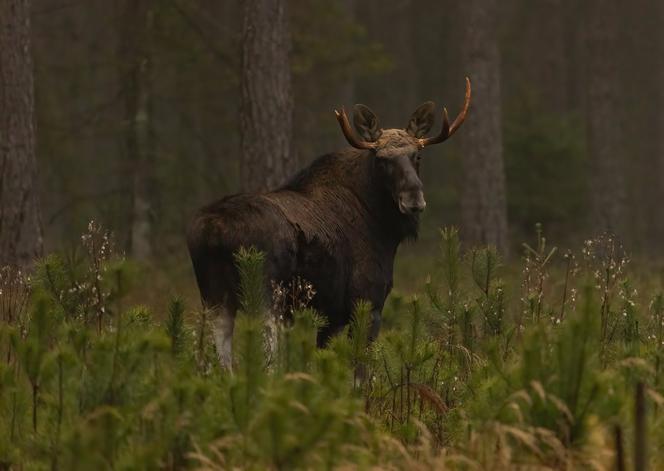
[281,148,420,248]
[344,149,420,245]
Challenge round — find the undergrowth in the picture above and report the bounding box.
[1,222,663,469]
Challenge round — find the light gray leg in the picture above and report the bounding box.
[211,306,235,370]
[264,309,280,367]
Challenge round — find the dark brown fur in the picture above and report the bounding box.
[187,148,419,345]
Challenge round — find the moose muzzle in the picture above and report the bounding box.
[398,190,427,215]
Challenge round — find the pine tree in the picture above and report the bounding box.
[0,0,43,267]
[240,0,295,192]
[458,0,509,254]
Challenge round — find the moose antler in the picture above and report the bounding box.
[417,77,471,149]
[334,107,378,150]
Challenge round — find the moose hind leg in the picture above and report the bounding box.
[211,306,235,370]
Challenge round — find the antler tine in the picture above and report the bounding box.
[449,76,471,134]
[334,107,377,151]
[442,107,451,138]
[418,77,471,148]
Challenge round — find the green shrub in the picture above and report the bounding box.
[0,224,662,469]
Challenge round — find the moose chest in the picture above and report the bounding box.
[291,223,396,320]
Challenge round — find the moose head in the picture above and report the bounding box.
[334,78,471,215]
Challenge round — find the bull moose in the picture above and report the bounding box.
[187,79,471,368]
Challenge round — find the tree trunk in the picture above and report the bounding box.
[527,0,567,113]
[653,0,664,249]
[622,0,661,251]
[240,0,294,192]
[458,0,509,254]
[120,0,155,260]
[357,0,417,125]
[339,0,356,106]
[382,0,417,123]
[0,0,43,267]
[585,0,626,236]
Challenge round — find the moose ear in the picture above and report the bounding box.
[352,104,381,141]
[406,101,435,138]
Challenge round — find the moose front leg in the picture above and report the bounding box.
[368,308,382,342]
[351,307,382,386]
[348,270,389,344]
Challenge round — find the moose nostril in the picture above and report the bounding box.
[412,201,426,213]
[403,203,425,214]
[398,193,426,214]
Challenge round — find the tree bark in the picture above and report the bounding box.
[458,0,509,254]
[120,0,155,260]
[240,0,294,192]
[357,0,418,125]
[585,0,626,236]
[622,0,661,251]
[653,0,664,248]
[0,0,43,267]
[339,0,356,107]
[381,0,417,123]
[527,0,567,113]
